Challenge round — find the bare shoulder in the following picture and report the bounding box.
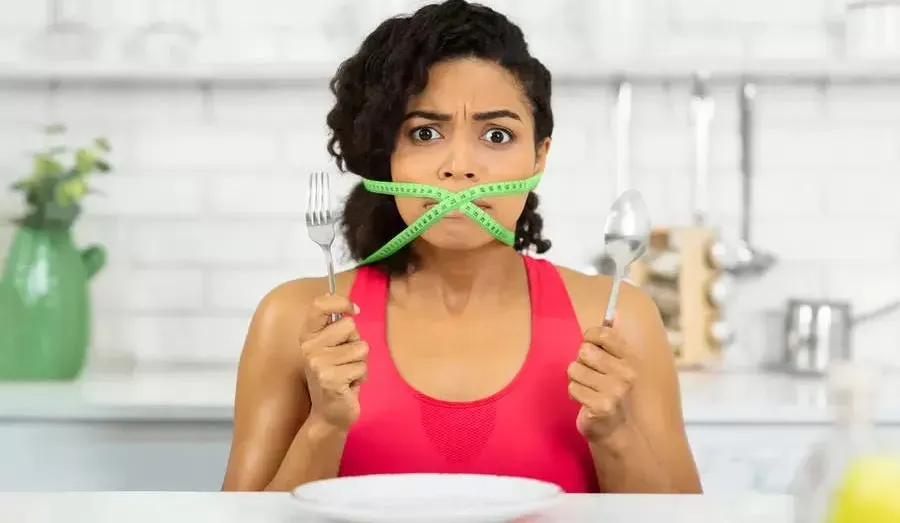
[556,265,657,321]
[259,270,359,313]
[554,264,665,357]
[242,269,359,356]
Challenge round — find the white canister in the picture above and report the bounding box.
[845,0,900,57]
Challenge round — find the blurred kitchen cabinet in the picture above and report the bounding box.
[1,418,899,493]
[687,425,900,494]
[0,420,233,491]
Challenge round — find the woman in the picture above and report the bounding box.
[222,0,701,494]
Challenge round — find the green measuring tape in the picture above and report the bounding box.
[358,172,543,265]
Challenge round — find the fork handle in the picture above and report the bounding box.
[323,247,340,324]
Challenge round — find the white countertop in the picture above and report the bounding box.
[2,492,792,523]
[0,368,899,425]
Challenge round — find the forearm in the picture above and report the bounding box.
[265,415,347,491]
[590,423,690,494]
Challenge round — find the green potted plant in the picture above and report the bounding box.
[0,125,112,380]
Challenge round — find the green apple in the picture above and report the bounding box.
[829,455,900,523]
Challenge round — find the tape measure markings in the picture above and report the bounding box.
[358,174,542,265]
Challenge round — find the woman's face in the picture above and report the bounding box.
[390,58,550,253]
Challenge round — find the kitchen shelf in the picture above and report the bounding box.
[2,57,900,86]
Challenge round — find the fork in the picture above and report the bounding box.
[305,171,339,323]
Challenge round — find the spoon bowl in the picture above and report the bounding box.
[601,189,651,325]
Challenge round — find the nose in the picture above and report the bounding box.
[439,137,478,182]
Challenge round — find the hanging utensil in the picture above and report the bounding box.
[601,189,651,326]
[689,73,714,228]
[708,81,777,277]
[594,79,634,277]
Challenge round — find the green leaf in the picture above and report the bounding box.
[44,123,66,135]
[94,160,111,173]
[75,148,96,174]
[94,137,111,152]
[33,153,64,178]
[10,179,32,192]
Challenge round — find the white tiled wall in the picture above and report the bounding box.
[1,0,900,369]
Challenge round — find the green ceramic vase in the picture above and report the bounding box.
[0,226,105,380]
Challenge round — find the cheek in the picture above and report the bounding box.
[393,197,425,225]
[493,196,530,226]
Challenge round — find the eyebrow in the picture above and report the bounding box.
[403,109,522,122]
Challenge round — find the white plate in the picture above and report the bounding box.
[290,473,564,523]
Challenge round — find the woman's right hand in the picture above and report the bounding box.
[299,294,368,432]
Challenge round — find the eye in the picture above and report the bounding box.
[410,126,443,142]
[482,128,513,144]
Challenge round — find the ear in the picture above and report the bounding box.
[534,137,551,174]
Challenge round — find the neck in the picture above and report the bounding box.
[400,243,526,314]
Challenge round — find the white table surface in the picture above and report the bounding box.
[0,367,899,424]
[2,492,793,523]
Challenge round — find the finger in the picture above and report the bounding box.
[566,361,606,392]
[304,294,359,333]
[583,326,629,359]
[330,361,368,391]
[568,381,619,419]
[577,343,633,381]
[322,340,369,366]
[301,317,361,355]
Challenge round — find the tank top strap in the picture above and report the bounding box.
[348,266,389,323]
[521,255,580,321]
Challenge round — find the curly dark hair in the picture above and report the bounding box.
[326,0,554,274]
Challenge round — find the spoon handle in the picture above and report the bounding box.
[603,270,624,327]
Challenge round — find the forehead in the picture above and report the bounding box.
[407,58,532,116]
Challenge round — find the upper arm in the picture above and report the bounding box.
[559,267,701,491]
[221,279,318,491]
[615,283,702,491]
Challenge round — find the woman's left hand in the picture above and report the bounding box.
[567,325,638,444]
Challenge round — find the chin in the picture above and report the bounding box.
[418,222,496,251]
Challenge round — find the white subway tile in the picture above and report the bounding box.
[823,173,900,221]
[215,0,309,29]
[209,175,306,217]
[0,87,51,124]
[668,0,828,26]
[0,0,48,27]
[125,315,251,364]
[831,127,900,172]
[751,172,827,219]
[825,263,900,368]
[755,85,828,125]
[756,126,835,171]
[283,128,340,171]
[83,175,204,217]
[92,268,205,312]
[52,86,208,126]
[72,217,130,267]
[206,267,301,311]
[851,321,900,370]
[753,217,900,262]
[747,29,831,59]
[825,262,900,314]
[211,86,332,126]
[131,127,280,172]
[0,173,26,220]
[826,85,900,123]
[210,172,359,217]
[543,126,596,173]
[128,220,290,265]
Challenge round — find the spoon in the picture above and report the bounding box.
[601,189,651,327]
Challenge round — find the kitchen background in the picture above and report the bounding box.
[1,0,900,495]
[2,0,900,370]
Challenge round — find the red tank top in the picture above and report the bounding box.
[339,255,599,493]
